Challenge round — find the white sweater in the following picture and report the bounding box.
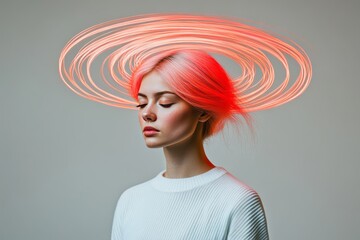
[111,166,269,239]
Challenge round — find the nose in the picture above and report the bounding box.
[142,109,157,122]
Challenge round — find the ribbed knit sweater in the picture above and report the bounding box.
[111,166,269,239]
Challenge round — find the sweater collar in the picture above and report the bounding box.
[150,166,227,192]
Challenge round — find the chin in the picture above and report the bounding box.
[144,140,164,148]
[145,144,161,149]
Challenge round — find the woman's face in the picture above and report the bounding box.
[137,71,203,148]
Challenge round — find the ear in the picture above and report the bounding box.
[198,111,211,123]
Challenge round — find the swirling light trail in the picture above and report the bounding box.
[59,13,312,112]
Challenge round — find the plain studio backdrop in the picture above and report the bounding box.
[1,0,359,239]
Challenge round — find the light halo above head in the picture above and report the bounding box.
[58,13,312,112]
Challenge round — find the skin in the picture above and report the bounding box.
[137,71,215,179]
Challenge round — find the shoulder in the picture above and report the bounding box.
[207,170,266,217]
[219,171,264,204]
[220,172,269,239]
[219,172,267,224]
[118,180,151,200]
[112,179,152,221]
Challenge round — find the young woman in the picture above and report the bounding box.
[59,13,311,240]
[111,50,269,239]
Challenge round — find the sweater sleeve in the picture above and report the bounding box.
[111,191,128,240]
[227,190,269,240]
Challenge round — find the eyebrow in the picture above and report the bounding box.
[137,91,176,98]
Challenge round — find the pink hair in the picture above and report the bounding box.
[130,49,253,139]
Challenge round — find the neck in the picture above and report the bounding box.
[162,124,215,179]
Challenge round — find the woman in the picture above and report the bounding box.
[111,50,269,239]
[59,13,311,240]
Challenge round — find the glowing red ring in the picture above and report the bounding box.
[59,13,312,112]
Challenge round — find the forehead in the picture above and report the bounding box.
[138,71,174,97]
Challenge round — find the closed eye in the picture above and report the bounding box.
[136,104,146,109]
[160,103,173,108]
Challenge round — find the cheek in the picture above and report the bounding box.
[163,108,198,132]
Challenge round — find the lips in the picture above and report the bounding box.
[143,126,159,132]
[143,126,159,137]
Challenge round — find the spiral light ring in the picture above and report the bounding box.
[59,13,312,111]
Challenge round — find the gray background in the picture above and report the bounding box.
[1,0,359,239]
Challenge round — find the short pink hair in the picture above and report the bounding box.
[130,49,252,139]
